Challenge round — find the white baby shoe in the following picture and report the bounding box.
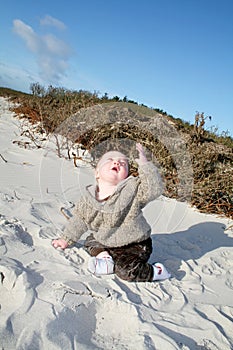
[88,251,114,275]
[152,263,171,281]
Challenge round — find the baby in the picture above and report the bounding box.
[52,143,170,282]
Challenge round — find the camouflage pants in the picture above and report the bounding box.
[84,234,154,282]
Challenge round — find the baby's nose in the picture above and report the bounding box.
[113,159,120,165]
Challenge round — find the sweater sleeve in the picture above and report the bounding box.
[61,197,88,246]
[137,161,163,207]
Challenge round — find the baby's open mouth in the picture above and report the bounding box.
[111,166,118,172]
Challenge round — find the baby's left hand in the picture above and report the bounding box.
[52,238,68,250]
[135,143,148,165]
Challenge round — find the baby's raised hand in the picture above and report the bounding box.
[135,143,148,165]
[52,238,68,250]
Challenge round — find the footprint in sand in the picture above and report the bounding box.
[202,254,232,276]
[62,247,85,266]
[202,249,233,277]
[0,215,33,246]
[0,257,23,290]
[38,226,57,240]
[0,192,14,202]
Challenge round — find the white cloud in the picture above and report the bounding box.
[43,34,71,57]
[12,18,73,85]
[13,19,39,53]
[40,15,66,30]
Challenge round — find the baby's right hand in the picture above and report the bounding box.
[135,143,148,165]
[52,238,68,250]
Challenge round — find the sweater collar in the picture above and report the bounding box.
[86,175,134,200]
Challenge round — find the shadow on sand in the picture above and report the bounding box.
[150,221,233,279]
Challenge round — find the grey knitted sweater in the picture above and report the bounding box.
[62,161,163,248]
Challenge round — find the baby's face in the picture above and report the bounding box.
[96,151,129,185]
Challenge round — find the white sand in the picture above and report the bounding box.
[0,96,233,350]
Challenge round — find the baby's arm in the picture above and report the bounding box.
[135,143,148,165]
[52,197,88,250]
[135,143,163,204]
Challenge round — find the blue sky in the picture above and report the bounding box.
[1,0,233,136]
